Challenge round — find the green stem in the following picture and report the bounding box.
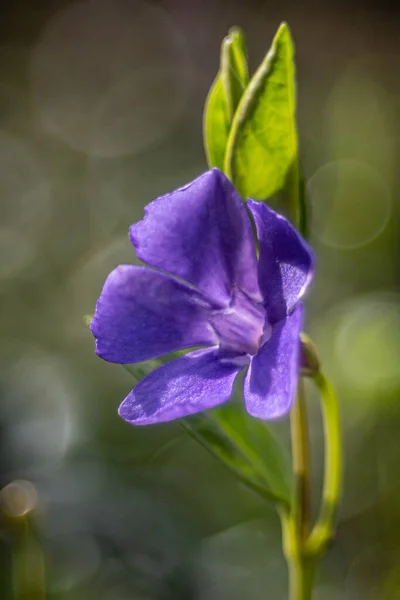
[290,378,312,541]
[281,379,316,600]
[279,510,315,600]
[288,556,316,600]
[305,372,341,556]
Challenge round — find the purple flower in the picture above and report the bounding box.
[91,169,314,425]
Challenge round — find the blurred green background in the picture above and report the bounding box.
[1,0,400,598]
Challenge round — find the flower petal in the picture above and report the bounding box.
[130,169,261,306]
[243,304,303,420]
[91,265,218,363]
[247,201,314,322]
[118,348,243,425]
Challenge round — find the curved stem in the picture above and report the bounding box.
[305,372,341,556]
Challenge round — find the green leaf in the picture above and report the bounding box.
[203,76,229,170]
[203,27,249,170]
[224,22,298,201]
[182,401,292,508]
[221,27,249,122]
[120,357,291,508]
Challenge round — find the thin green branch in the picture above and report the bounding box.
[305,372,342,556]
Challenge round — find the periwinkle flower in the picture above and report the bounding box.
[91,169,314,425]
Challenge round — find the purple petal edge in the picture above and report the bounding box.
[243,303,304,420]
[118,347,244,425]
[91,265,218,364]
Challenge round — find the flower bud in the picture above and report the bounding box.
[300,333,320,377]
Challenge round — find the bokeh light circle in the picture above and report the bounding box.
[2,352,79,472]
[308,159,390,249]
[0,131,51,235]
[334,295,400,393]
[31,0,190,157]
[1,480,38,517]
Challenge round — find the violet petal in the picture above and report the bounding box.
[91,265,218,364]
[243,304,303,419]
[118,348,243,425]
[248,201,314,323]
[130,169,261,306]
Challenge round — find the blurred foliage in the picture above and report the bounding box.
[1,0,400,598]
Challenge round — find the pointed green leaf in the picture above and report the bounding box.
[182,402,292,508]
[221,27,249,122]
[203,76,229,170]
[203,27,249,170]
[225,22,298,201]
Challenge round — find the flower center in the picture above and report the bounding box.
[209,290,269,356]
